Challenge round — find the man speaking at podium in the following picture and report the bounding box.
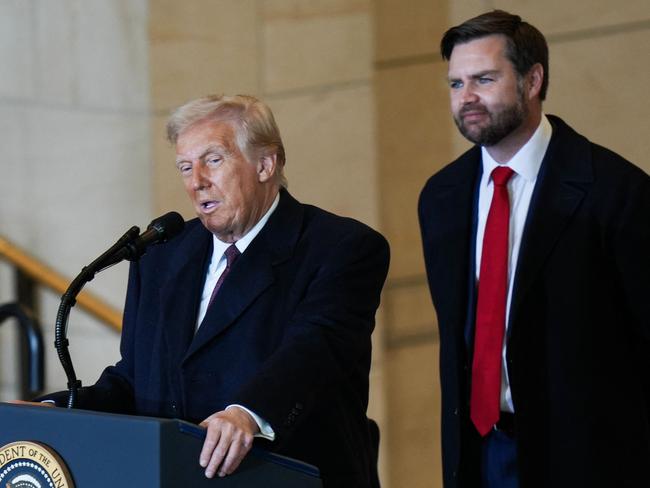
[36,94,390,487]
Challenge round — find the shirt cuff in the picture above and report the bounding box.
[226,404,275,441]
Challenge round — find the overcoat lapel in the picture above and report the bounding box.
[160,224,212,369]
[183,190,302,362]
[508,117,594,335]
[185,247,275,359]
[430,149,482,348]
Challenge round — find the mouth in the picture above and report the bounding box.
[198,200,220,213]
[460,111,489,125]
[461,112,487,126]
[459,104,489,122]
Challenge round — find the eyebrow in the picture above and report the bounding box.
[448,69,501,82]
[175,144,230,166]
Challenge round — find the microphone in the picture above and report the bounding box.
[93,212,185,270]
[122,211,186,261]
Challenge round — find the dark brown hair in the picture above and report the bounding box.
[441,10,549,100]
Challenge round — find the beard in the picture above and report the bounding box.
[454,88,528,147]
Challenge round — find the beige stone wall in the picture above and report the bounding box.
[376,1,650,487]
[149,0,379,225]
[0,1,150,400]
[375,1,451,483]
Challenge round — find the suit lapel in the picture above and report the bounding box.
[183,189,302,362]
[509,116,594,334]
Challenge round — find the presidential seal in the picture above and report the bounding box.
[0,441,74,488]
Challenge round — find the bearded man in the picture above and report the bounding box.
[418,10,650,488]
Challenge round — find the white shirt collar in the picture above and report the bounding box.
[481,114,553,182]
[209,192,280,270]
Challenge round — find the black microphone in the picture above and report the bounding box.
[122,211,186,261]
[91,212,185,271]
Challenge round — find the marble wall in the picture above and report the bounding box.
[0,0,150,400]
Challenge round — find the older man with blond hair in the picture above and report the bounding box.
[38,94,389,487]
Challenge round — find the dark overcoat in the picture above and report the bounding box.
[419,116,650,487]
[48,190,390,487]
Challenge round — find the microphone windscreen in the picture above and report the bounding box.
[149,211,185,242]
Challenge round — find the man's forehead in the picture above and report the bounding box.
[177,120,235,148]
[175,122,238,162]
[447,35,509,75]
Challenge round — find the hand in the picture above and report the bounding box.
[198,407,259,478]
[6,400,55,407]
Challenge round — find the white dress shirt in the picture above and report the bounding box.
[475,115,552,412]
[196,192,280,440]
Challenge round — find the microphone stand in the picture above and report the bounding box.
[54,226,140,409]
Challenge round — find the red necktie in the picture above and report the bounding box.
[208,244,240,307]
[471,166,515,436]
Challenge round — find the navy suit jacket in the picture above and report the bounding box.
[53,190,390,487]
[419,116,650,488]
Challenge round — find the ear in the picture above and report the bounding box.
[257,153,277,183]
[526,63,544,100]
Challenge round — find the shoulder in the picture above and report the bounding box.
[276,189,386,245]
[300,202,389,252]
[548,115,649,190]
[418,146,481,231]
[419,146,481,204]
[544,116,649,235]
[590,142,649,187]
[548,115,650,181]
[298,205,391,286]
[263,191,389,268]
[422,146,480,189]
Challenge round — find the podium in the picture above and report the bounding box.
[0,403,322,487]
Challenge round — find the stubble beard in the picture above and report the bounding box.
[454,87,528,147]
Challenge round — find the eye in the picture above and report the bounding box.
[449,80,462,90]
[207,155,223,166]
[478,77,494,84]
[177,163,191,175]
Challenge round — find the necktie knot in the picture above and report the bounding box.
[491,166,514,187]
[224,244,240,267]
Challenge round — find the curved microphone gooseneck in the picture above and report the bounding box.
[54,212,185,408]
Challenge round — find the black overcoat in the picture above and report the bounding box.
[419,116,650,487]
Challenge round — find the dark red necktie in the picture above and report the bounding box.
[208,244,240,307]
[471,166,515,436]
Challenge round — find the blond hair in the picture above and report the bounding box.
[167,94,287,187]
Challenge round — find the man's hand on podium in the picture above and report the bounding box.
[199,407,260,478]
[6,400,54,407]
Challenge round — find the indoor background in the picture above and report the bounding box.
[1,1,648,486]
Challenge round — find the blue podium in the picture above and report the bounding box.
[0,403,322,487]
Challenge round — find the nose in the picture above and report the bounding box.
[190,165,210,191]
[459,84,478,105]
